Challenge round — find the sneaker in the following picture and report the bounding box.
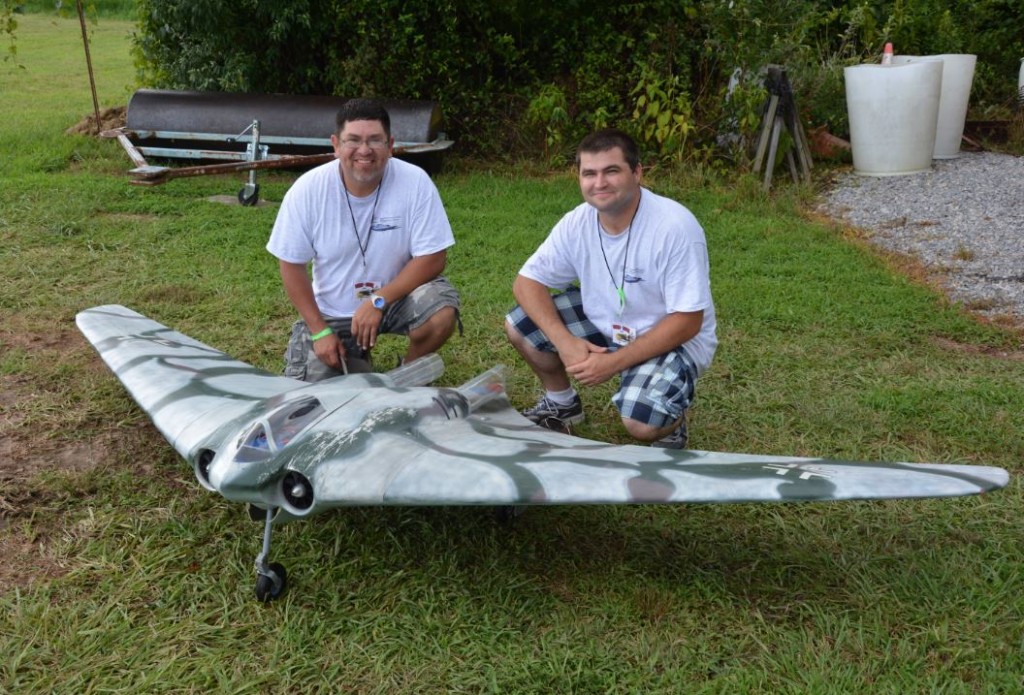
[651,416,688,449]
[521,395,584,432]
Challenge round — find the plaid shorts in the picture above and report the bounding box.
[506,287,697,428]
[286,276,460,381]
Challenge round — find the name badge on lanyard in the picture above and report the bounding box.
[354,280,380,300]
[611,322,636,346]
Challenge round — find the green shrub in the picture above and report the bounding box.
[130,0,1024,161]
[132,0,707,159]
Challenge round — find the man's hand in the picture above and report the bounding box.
[351,299,384,351]
[550,335,601,370]
[564,345,618,386]
[312,332,347,370]
[557,335,615,386]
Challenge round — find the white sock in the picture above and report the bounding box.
[545,387,577,406]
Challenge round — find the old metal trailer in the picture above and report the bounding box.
[102,89,454,204]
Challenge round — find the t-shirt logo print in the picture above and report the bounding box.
[371,217,401,233]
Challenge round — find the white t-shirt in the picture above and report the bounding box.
[267,158,454,317]
[519,188,718,374]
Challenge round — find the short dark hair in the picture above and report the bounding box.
[335,98,391,138]
[575,128,640,171]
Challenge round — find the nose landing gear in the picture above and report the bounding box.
[253,505,287,603]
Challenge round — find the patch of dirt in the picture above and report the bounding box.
[65,105,126,136]
[0,506,69,592]
[1,314,202,590]
[0,416,116,486]
[0,323,129,487]
[206,194,276,207]
[1,325,132,594]
[931,337,1024,360]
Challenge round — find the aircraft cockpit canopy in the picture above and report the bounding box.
[235,397,326,463]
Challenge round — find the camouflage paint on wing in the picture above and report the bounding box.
[77,305,1010,522]
[76,305,303,458]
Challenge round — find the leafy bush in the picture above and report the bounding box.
[132,0,1024,162]
[132,0,706,160]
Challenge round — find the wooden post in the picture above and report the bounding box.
[76,0,101,134]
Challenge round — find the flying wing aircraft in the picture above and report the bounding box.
[76,305,1010,602]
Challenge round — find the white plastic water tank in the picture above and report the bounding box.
[844,60,943,176]
[893,54,976,158]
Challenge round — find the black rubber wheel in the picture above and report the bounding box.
[254,562,287,603]
[494,505,526,525]
[238,184,260,206]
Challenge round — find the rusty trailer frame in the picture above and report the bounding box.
[103,90,454,205]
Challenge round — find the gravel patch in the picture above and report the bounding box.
[819,151,1024,326]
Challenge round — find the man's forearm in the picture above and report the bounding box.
[279,261,326,331]
[610,310,703,370]
[512,275,576,348]
[376,250,447,304]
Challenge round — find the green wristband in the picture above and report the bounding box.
[310,327,333,341]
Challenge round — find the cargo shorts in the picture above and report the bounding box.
[505,287,697,428]
[285,276,460,382]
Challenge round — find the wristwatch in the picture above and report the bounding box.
[370,293,387,310]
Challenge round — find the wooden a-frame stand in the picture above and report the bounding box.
[752,65,813,191]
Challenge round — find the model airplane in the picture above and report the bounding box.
[77,305,1009,602]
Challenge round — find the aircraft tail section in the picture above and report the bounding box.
[457,365,506,412]
[385,353,444,387]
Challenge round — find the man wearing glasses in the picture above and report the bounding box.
[268,99,460,380]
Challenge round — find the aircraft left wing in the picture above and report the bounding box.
[76,305,302,460]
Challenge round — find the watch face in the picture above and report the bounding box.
[372,295,386,310]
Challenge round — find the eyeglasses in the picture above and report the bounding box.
[338,137,390,150]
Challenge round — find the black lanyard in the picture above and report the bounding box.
[342,170,384,267]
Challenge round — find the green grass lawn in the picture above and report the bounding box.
[2,13,1022,694]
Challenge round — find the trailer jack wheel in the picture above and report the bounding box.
[238,183,260,207]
